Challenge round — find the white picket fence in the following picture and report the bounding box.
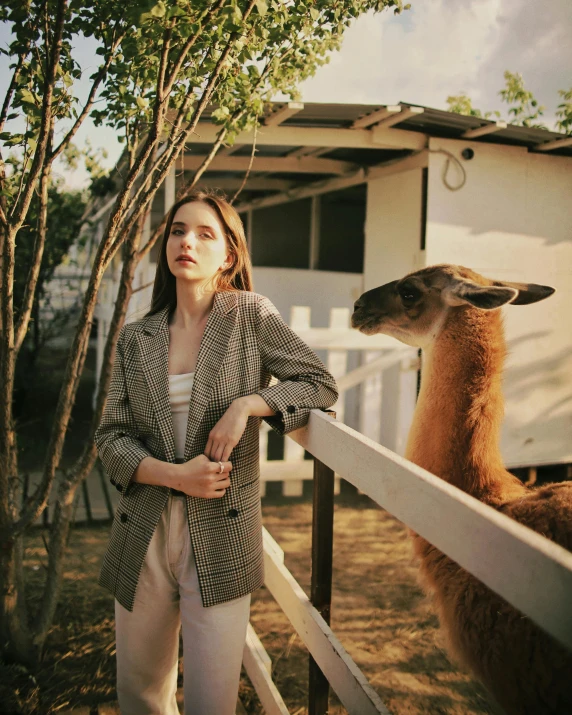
[243,409,572,714]
[259,305,418,497]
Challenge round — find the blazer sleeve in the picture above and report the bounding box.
[255,295,339,435]
[94,326,154,493]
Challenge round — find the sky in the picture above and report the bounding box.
[1,0,571,189]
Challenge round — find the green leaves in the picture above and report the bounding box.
[255,0,268,16]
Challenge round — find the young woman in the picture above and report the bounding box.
[94,189,338,715]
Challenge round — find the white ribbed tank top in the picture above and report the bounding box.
[168,372,194,460]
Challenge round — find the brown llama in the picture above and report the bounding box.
[351,264,572,715]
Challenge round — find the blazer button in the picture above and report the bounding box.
[120,513,128,523]
[286,405,296,414]
[227,508,239,519]
[116,484,123,492]
[110,478,117,486]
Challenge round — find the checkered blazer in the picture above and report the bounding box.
[95,290,338,610]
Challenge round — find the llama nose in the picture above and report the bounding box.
[354,297,365,310]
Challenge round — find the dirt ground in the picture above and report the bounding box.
[4,491,499,715]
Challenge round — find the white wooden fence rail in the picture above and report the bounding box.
[290,410,572,650]
[243,409,572,714]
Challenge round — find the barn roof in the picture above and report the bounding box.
[182,101,572,211]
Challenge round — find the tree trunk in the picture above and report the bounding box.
[0,532,36,666]
[32,219,143,649]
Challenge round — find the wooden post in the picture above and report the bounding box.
[309,410,336,715]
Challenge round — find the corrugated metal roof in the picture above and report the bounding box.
[201,100,572,157]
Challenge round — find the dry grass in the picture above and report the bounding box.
[1,491,498,714]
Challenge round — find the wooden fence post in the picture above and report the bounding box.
[309,410,336,715]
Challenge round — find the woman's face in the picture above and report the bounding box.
[166,200,232,289]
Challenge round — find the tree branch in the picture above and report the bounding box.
[230,117,258,204]
[162,0,226,98]
[33,212,145,641]
[9,0,67,233]
[50,28,127,163]
[0,52,27,134]
[14,126,53,353]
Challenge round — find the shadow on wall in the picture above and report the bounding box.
[501,334,572,472]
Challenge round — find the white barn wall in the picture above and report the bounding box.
[252,266,362,326]
[426,137,572,467]
[363,168,425,291]
[362,170,425,452]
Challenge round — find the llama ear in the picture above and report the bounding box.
[444,280,518,310]
[493,280,556,305]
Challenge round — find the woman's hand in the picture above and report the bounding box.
[204,399,251,463]
[173,454,232,498]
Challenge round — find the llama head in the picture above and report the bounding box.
[351,264,555,349]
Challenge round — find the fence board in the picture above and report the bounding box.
[262,528,390,715]
[289,411,572,650]
[243,624,290,715]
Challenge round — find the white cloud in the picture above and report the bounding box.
[297,0,572,128]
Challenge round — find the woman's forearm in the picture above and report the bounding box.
[232,394,276,417]
[132,455,179,488]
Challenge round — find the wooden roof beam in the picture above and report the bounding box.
[234,150,428,212]
[533,136,572,152]
[372,105,424,129]
[263,102,304,126]
[462,121,507,139]
[287,146,330,158]
[186,123,427,151]
[182,154,360,175]
[195,177,295,191]
[352,105,401,129]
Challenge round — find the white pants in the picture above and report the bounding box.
[114,493,251,715]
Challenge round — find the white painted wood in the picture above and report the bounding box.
[336,348,414,392]
[264,101,304,127]
[328,307,351,495]
[533,136,572,151]
[286,328,403,351]
[184,122,427,152]
[263,526,285,565]
[260,460,313,482]
[235,151,428,213]
[282,307,310,497]
[263,528,390,715]
[289,410,572,650]
[358,351,383,495]
[371,106,424,129]
[462,121,507,139]
[243,624,290,715]
[352,105,401,129]
[183,154,358,176]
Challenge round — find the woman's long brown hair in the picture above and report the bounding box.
[145,188,253,317]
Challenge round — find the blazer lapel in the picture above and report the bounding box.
[135,306,176,463]
[135,292,239,463]
[184,290,238,458]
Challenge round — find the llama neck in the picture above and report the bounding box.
[405,308,522,500]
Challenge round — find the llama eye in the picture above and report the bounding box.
[398,286,420,304]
